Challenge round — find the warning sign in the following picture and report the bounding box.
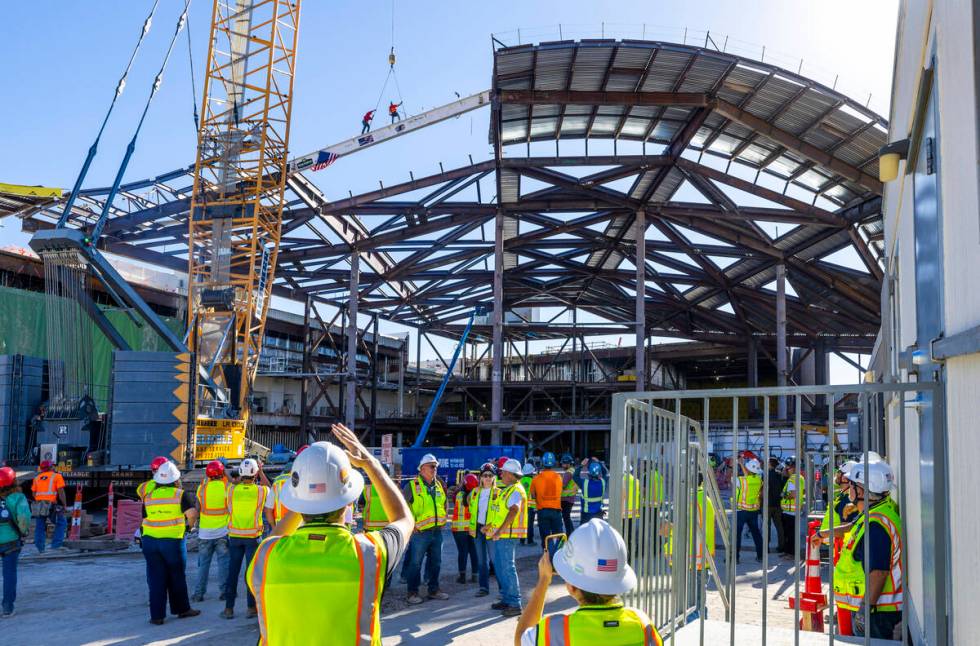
[194,418,247,460]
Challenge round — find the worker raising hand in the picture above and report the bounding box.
[330,423,372,467]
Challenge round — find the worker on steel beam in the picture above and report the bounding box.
[389,101,403,123]
[403,453,449,604]
[140,461,201,625]
[30,460,67,553]
[514,519,663,646]
[221,458,274,620]
[484,458,528,617]
[192,460,230,603]
[246,424,413,645]
[559,454,579,535]
[0,467,30,617]
[361,109,376,134]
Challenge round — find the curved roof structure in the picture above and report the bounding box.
[10,39,886,353]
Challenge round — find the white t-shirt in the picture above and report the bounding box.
[477,488,492,524]
[506,488,523,510]
[520,627,538,646]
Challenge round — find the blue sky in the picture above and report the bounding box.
[0,0,899,382]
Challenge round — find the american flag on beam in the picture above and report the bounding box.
[596,558,618,572]
[311,150,339,172]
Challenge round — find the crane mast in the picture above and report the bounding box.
[187,0,301,451]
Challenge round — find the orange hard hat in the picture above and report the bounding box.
[205,461,225,478]
[150,456,168,472]
[0,467,15,488]
[464,473,479,492]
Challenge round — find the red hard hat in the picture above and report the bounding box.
[0,467,15,488]
[464,474,479,492]
[205,461,225,478]
[296,445,309,456]
[496,456,508,470]
[39,460,53,470]
[150,456,168,472]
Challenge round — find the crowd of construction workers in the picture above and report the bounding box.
[0,436,903,642]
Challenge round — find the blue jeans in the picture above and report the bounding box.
[406,528,443,594]
[141,535,191,622]
[535,508,564,550]
[2,546,20,613]
[492,538,521,608]
[225,537,259,610]
[34,511,66,552]
[194,536,229,598]
[474,524,491,592]
[451,531,477,575]
[736,510,763,560]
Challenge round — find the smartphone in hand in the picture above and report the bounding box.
[544,533,567,572]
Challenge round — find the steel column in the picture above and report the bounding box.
[300,295,311,443]
[748,336,758,415]
[491,209,504,424]
[345,253,359,429]
[635,209,646,392]
[776,264,787,419]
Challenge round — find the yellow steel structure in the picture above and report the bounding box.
[187,0,301,441]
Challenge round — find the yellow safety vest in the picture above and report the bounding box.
[142,486,186,539]
[535,604,663,646]
[781,474,805,513]
[622,474,640,519]
[196,479,229,530]
[136,480,156,502]
[561,470,579,502]
[409,477,447,531]
[362,483,390,531]
[227,483,268,539]
[247,524,387,646]
[467,486,496,537]
[667,487,716,571]
[644,469,665,509]
[834,498,903,612]
[271,473,289,524]
[735,474,763,511]
[820,490,855,533]
[521,476,536,510]
[490,481,527,539]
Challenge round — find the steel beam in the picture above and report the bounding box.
[497,90,710,107]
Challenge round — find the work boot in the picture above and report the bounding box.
[406,594,424,605]
[149,618,164,626]
[191,594,204,603]
[491,601,507,610]
[456,573,466,584]
[428,590,449,601]
[246,608,258,619]
[475,589,489,597]
[177,609,201,619]
[501,606,522,617]
[221,608,235,619]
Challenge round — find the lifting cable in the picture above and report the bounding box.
[371,0,404,117]
[58,0,161,228]
[185,12,200,131]
[90,0,193,241]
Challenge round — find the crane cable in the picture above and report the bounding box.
[186,12,200,131]
[371,0,404,117]
[58,0,161,228]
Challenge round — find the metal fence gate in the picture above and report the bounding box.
[609,383,947,646]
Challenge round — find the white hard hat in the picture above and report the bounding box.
[744,458,763,475]
[554,518,636,595]
[418,453,438,469]
[848,460,893,494]
[279,441,364,515]
[153,461,180,485]
[522,463,536,476]
[501,458,522,476]
[239,458,259,478]
[839,460,858,477]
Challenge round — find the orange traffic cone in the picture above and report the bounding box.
[789,520,827,632]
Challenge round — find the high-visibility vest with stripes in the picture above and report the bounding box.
[667,487,715,571]
[735,474,763,511]
[31,471,62,502]
[196,479,229,530]
[227,483,268,539]
[491,481,527,539]
[579,478,605,514]
[535,604,663,646]
[820,490,856,533]
[136,480,156,502]
[644,469,665,508]
[142,486,186,539]
[247,523,387,646]
[623,474,640,519]
[833,497,903,612]
[781,474,805,513]
[521,476,536,510]
[409,477,447,531]
[451,490,472,532]
[560,470,579,502]
[362,483,390,531]
[271,473,290,524]
[468,486,497,537]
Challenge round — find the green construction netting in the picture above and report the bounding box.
[0,286,183,409]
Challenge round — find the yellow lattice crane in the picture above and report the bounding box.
[187,0,301,459]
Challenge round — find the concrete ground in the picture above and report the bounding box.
[5,525,831,645]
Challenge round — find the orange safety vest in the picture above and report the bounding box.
[451,490,472,532]
[32,471,64,502]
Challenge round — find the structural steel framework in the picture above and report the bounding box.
[12,39,887,426]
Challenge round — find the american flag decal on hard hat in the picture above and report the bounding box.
[596,558,617,572]
[308,483,326,493]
